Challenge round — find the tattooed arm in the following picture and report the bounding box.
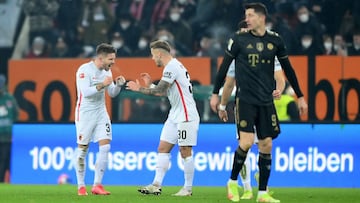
[139,80,170,96]
[127,79,170,97]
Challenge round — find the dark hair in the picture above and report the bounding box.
[96,43,116,55]
[150,40,171,53]
[244,2,268,17]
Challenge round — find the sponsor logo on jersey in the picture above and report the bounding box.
[163,72,172,79]
[246,44,253,49]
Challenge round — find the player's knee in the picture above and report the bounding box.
[77,146,88,160]
[179,146,192,158]
[258,138,272,153]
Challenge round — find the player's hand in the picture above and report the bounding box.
[103,76,113,87]
[126,80,141,91]
[210,94,220,113]
[140,73,152,87]
[272,89,282,100]
[115,75,126,87]
[297,97,308,115]
[218,108,228,122]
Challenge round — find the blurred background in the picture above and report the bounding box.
[0,0,359,186]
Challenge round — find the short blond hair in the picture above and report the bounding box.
[150,40,171,53]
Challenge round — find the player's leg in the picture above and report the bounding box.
[255,104,280,203]
[227,99,256,202]
[172,119,199,196]
[138,119,176,195]
[91,115,112,195]
[75,119,94,196]
[0,142,11,183]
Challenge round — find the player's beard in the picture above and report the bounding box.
[156,59,163,67]
[104,63,112,71]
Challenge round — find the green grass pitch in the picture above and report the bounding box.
[0,184,358,203]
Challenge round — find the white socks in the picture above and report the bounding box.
[94,144,110,186]
[75,147,88,188]
[183,156,194,191]
[153,153,170,186]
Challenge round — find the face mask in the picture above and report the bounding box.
[159,35,169,41]
[324,42,332,50]
[112,40,123,49]
[200,40,206,48]
[120,22,130,30]
[333,44,340,51]
[301,40,312,49]
[138,39,147,49]
[33,49,43,56]
[177,0,187,4]
[170,13,180,22]
[298,14,309,23]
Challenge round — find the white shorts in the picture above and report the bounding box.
[160,118,199,146]
[75,110,112,145]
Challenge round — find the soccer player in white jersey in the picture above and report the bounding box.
[75,43,126,196]
[127,40,200,196]
[210,57,284,200]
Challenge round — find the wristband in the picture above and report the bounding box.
[218,104,226,111]
[150,84,156,88]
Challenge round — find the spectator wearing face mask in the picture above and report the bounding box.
[333,34,348,56]
[322,34,336,55]
[293,4,324,56]
[133,33,151,57]
[111,32,132,57]
[161,4,193,54]
[295,33,324,57]
[50,37,73,58]
[110,13,142,52]
[24,36,49,58]
[77,0,113,47]
[347,31,360,56]
[154,27,190,56]
[175,0,196,21]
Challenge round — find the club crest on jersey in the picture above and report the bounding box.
[256,43,264,52]
[267,43,274,50]
[79,73,85,79]
[163,71,172,79]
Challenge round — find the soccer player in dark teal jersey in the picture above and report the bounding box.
[212,3,308,202]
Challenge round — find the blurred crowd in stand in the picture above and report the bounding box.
[21,0,360,60]
[20,0,360,122]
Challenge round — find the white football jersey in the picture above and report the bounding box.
[75,61,120,121]
[161,58,200,123]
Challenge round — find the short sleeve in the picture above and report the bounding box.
[161,63,177,84]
